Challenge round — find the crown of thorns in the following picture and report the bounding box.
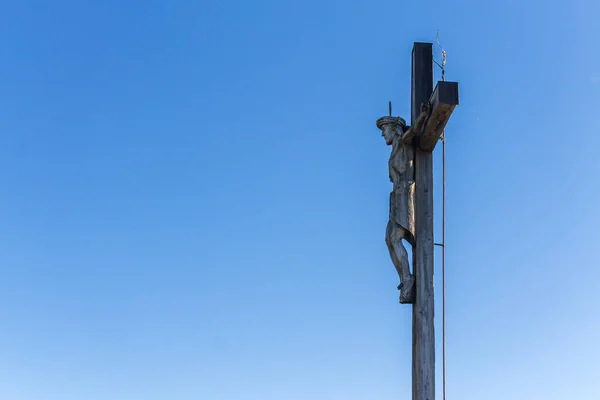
[376,116,406,131]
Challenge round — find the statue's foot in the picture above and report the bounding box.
[398,275,415,304]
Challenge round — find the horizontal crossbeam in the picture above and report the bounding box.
[417,81,459,152]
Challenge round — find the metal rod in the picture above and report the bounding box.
[442,130,447,400]
[439,40,447,400]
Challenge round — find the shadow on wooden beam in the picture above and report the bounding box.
[418,81,459,152]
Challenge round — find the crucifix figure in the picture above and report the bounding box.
[376,103,429,304]
[374,42,458,400]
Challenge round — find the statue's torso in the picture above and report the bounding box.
[389,139,414,187]
[388,138,415,235]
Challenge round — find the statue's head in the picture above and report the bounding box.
[376,116,406,146]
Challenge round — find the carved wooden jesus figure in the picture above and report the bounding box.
[376,103,429,304]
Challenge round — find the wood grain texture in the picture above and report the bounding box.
[375,116,416,304]
[418,81,459,152]
[411,42,435,400]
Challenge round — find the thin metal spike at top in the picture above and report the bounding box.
[389,101,392,117]
[435,30,447,81]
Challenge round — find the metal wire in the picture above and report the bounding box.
[441,129,446,400]
[435,29,447,400]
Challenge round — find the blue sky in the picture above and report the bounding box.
[1,1,599,399]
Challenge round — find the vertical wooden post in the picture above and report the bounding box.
[411,42,435,400]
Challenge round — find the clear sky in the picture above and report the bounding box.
[1,1,599,399]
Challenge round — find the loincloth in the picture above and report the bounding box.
[389,182,415,237]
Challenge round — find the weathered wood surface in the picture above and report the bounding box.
[375,115,416,304]
[411,42,435,400]
[418,81,459,152]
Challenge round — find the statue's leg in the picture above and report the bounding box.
[385,220,415,304]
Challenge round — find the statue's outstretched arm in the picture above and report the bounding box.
[401,103,430,143]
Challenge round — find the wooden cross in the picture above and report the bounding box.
[410,42,458,400]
